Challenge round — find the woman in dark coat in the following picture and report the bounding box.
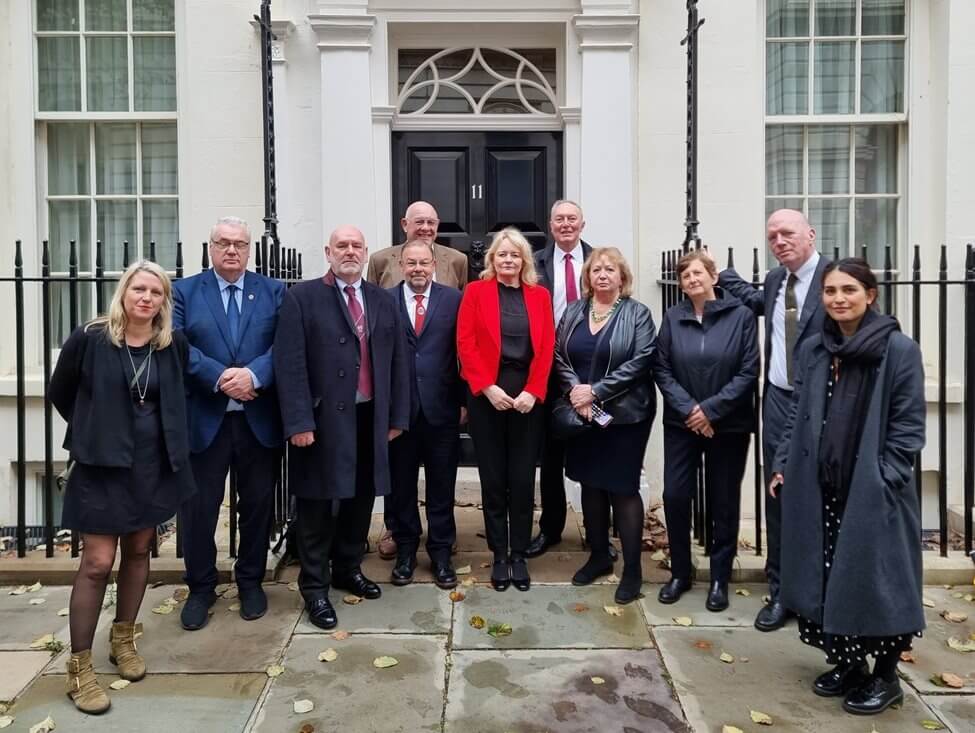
[50,261,195,715]
[553,247,656,604]
[771,258,926,716]
[653,250,759,612]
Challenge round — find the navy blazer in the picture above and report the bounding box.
[173,269,286,452]
[389,281,463,428]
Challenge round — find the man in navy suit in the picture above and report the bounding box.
[173,217,286,630]
[387,240,463,589]
[719,208,829,632]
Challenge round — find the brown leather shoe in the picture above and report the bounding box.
[66,649,111,715]
[378,529,397,560]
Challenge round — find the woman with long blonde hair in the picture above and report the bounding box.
[49,261,196,714]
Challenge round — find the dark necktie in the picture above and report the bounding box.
[413,293,426,334]
[345,286,373,400]
[784,273,799,385]
[564,253,579,304]
[226,283,240,345]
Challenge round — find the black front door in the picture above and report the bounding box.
[392,131,563,273]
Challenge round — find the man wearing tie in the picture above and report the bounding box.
[274,225,410,630]
[526,200,593,558]
[173,217,286,630]
[719,208,829,632]
[387,240,464,588]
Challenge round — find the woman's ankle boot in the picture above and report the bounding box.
[66,649,111,715]
[109,620,146,681]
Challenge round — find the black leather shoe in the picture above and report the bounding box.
[332,570,382,600]
[238,586,268,621]
[657,577,692,605]
[524,532,560,559]
[431,561,457,590]
[705,581,729,612]
[490,559,511,591]
[571,556,614,586]
[180,591,217,631]
[754,601,791,631]
[813,663,870,698]
[306,598,338,630]
[510,555,531,592]
[391,555,417,586]
[842,676,904,715]
[614,574,643,604]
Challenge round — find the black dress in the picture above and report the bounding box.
[61,344,186,535]
[564,314,652,495]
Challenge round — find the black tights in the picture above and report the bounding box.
[581,485,644,579]
[872,651,899,682]
[69,528,155,653]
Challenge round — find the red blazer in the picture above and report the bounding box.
[457,279,555,401]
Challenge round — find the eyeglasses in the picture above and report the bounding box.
[404,259,434,268]
[212,239,250,251]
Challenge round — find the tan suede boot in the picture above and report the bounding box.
[109,621,146,681]
[66,649,111,715]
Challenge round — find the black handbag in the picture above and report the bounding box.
[550,396,591,440]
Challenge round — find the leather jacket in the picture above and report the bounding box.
[553,297,657,425]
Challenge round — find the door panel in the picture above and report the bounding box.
[484,147,549,250]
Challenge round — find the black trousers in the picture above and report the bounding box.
[663,425,750,584]
[388,409,459,562]
[762,384,792,598]
[467,392,544,557]
[295,403,376,604]
[181,412,276,594]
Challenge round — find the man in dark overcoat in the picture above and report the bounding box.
[719,208,830,631]
[273,225,410,630]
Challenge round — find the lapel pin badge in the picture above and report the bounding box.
[248,293,255,300]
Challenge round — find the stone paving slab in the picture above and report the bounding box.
[452,585,653,650]
[0,586,73,650]
[0,651,52,702]
[293,583,452,635]
[250,633,445,733]
[641,583,768,628]
[921,694,975,733]
[2,673,264,732]
[445,648,689,733]
[655,626,940,732]
[899,587,975,693]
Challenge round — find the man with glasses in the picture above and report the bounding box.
[173,216,286,630]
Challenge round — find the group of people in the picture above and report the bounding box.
[50,201,926,719]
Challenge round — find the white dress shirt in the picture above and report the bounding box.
[553,242,585,324]
[401,281,432,331]
[768,251,820,391]
[212,270,258,411]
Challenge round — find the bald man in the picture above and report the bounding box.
[719,209,829,632]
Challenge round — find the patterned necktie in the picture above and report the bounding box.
[414,294,426,334]
[784,273,799,386]
[564,253,579,304]
[226,283,240,345]
[345,285,373,400]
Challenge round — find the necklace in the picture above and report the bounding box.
[590,297,622,323]
[125,343,153,406]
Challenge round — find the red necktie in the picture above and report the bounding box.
[564,253,579,303]
[413,294,426,334]
[344,286,373,400]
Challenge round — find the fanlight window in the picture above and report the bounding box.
[397,47,558,115]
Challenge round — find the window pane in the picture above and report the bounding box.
[37,0,79,31]
[855,198,897,266]
[134,37,176,111]
[86,37,129,112]
[95,124,136,194]
[143,200,179,268]
[813,41,854,114]
[861,41,904,113]
[132,0,175,31]
[815,0,855,36]
[97,201,137,271]
[766,126,804,195]
[47,123,89,195]
[142,123,178,194]
[766,0,809,37]
[48,200,91,270]
[808,125,849,194]
[85,0,126,31]
[855,125,898,193]
[862,0,905,36]
[38,37,81,111]
[808,198,850,255]
[766,42,808,115]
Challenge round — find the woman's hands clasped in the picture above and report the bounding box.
[685,405,714,438]
[769,472,784,498]
[483,385,537,414]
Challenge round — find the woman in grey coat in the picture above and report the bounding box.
[771,258,926,716]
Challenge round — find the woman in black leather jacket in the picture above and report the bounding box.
[553,247,656,604]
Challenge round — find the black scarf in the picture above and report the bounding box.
[817,309,900,503]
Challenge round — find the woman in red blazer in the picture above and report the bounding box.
[457,227,555,592]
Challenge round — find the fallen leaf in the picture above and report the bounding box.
[287,581,299,592]
[740,657,750,663]
[151,603,174,615]
[0,704,6,714]
[719,652,735,664]
[27,582,42,592]
[749,709,773,725]
[342,595,363,605]
[607,574,620,583]
[964,594,974,602]
[693,640,713,650]
[266,664,285,678]
[449,591,465,603]
[947,636,975,653]
[455,565,472,575]
[941,610,968,623]
[293,699,314,714]
[900,650,916,663]
[721,727,744,733]
[939,672,964,689]
[922,597,936,608]
[479,562,491,569]
[228,602,241,612]
[603,605,625,617]
[0,716,12,729]
[29,633,55,649]
[469,615,486,629]
[572,603,589,613]
[173,587,189,602]
[161,597,179,608]
[921,721,946,730]
[952,592,964,599]
[221,586,239,600]
[8,586,27,595]
[28,717,56,733]
[590,676,605,685]
[487,622,512,638]
[673,616,693,627]
[318,648,338,663]
[331,630,350,641]
[461,577,476,587]
[373,656,399,668]
[298,725,315,733]
[734,588,751,597]
[29,598,45,605]
[649,550,666,561]
[109,679,131,690]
